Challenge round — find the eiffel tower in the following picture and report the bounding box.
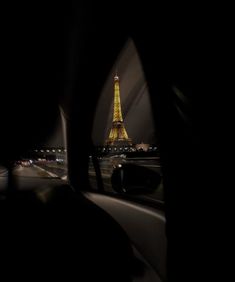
[106,74,132,146]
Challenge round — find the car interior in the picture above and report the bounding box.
[0,2,211,282]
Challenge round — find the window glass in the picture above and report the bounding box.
[0,116,67,191]
[90,39,164,203]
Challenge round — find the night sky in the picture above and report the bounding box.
[46,119,64,148]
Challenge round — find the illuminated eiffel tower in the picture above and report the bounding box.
[106,74,132,146]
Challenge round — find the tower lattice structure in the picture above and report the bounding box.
[106,74,132,146]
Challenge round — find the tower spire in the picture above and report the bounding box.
[105,74,132,146]
[115,69,118,77]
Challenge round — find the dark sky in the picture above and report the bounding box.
[45,116,64,148]
[92,39,157,145]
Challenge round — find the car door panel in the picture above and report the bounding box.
[84,192,166,282]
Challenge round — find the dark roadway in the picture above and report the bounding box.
[0,164,64,191]
[1,158,163,202]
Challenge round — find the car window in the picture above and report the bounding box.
[0,117,67,190]
[90,39,164,204]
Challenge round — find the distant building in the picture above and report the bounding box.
[135,142,150,152]
[29,148,66,162]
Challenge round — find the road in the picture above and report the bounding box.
[1,157,164,202]
[13,165,56,178]
[0,164,64,191]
